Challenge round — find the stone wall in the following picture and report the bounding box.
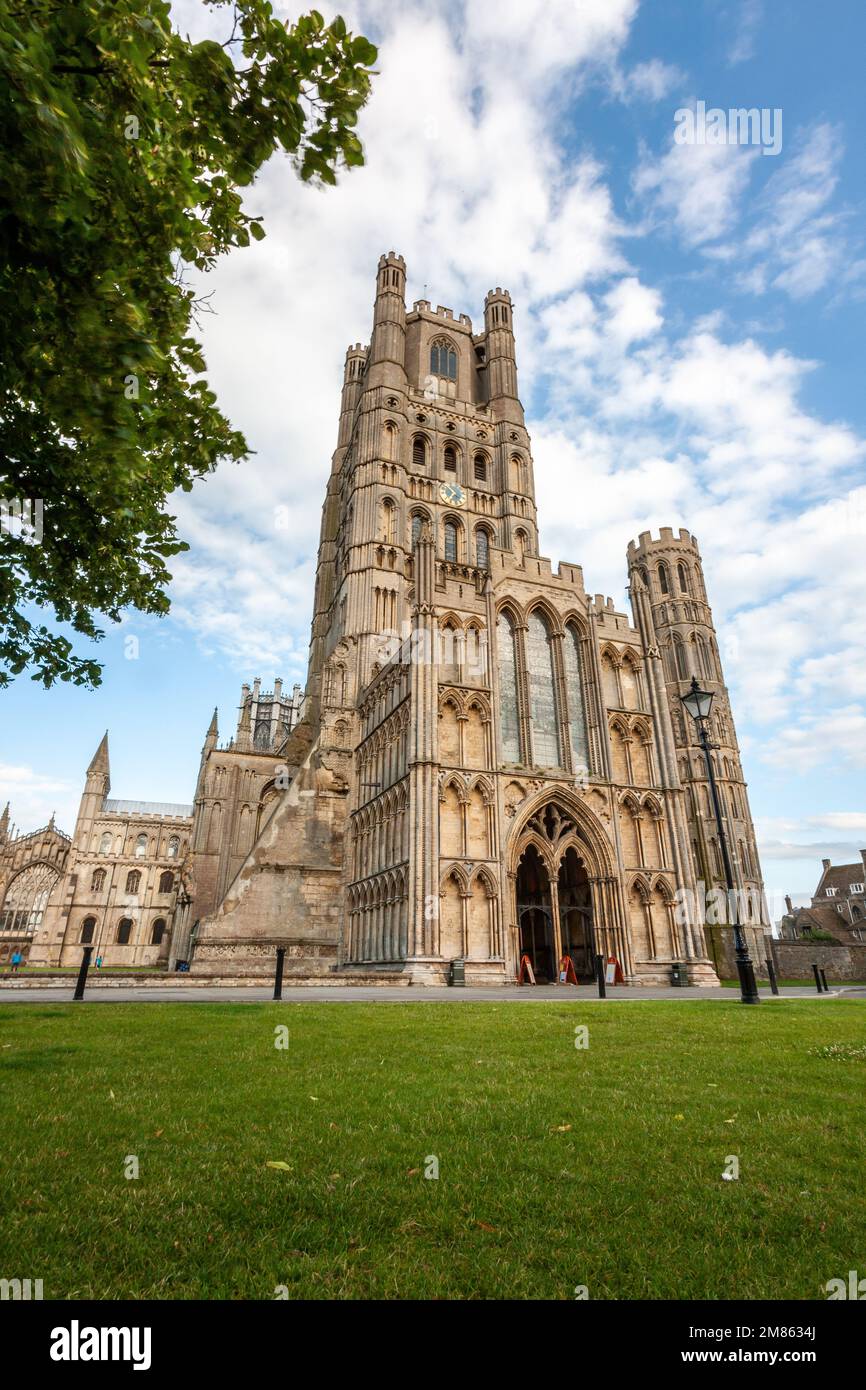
[769,940,866,982]
[705,924,774,979]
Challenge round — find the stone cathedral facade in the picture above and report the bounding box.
[6,254,767,984]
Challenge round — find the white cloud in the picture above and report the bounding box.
[726,0,763,66]
[632,131,758,247]
[0,764,78,839]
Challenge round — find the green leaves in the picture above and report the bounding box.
[0,0,377,686]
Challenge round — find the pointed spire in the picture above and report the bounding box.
[87,731,110,775]
[207,707,219,738]
[0,801,9,842]
[48,811,55,831]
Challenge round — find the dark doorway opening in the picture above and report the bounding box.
[558,846,595,982]
[517,844,555,982]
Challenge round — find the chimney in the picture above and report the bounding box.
[822,858,831,872]
[785,895,793,914]
[860,849,866,875]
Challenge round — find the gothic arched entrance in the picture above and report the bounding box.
[509,794,622,982]
[516,844,555,982]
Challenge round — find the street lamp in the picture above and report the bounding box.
[680,676,760,1005]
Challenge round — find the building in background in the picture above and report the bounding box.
[778,851,866,943]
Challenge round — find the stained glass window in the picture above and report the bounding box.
[497,613,521,763]
[564,624,589,772]
[526,611,562,766]
[444,521,458,562]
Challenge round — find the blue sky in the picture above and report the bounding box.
[2,0,865,909]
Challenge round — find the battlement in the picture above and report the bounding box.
[627,526,700,558]
[378,251,405,267]
[410,301,474,332]
[485,287,512,303]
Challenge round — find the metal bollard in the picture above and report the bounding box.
[73,945,94,1002]
[765,957,779,996]
[811,963,823,993]
[819,968,829,993]
[595,953,606,999]
[273,946,285,1001]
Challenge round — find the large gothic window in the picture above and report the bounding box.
[526,611,562,766]
[563,623,589,771]
[497,612,521,763]
[430,341,457,380]
[444,521,458,562]
[0,862,60,933]
[125,870,141,895]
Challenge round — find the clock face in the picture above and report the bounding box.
[439,481,465,507]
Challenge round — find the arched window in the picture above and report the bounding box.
[134,833,147,859]
[658,563,670,595]
[80,917,96,944]
[412,435,427,469]
[410,511,426,546]
[151,919,167,946]
[526,610,562,767]
[0,862,60,933]
[475,528,490,570]
[382,421,397,460]
[430,340,457,380]
[639,566,649,589]
[380,497,396,544]
[674,637,688,680]
[91,869,106,892]
[563,623,589,771]
[497,612,521,763]
[678,562,691,595]
[167,835,180,859]
[126,870,141,895]
[444,520,458,562]
[117,918,133,945]
[159,871,174,894]
[515,529,528,567]
[443,445,457,473]
[99,832,111,856]
[473,453,487,482]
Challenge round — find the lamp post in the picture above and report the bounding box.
[680,676,760,1005]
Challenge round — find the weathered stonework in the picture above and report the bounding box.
[8,255,768,986]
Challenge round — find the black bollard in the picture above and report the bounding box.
[811,963,823,994]
[595,952,607,999]
[73,945,94,1002]
[273,946,286,1001]
[819,968,829,993]
[765,957,780,996]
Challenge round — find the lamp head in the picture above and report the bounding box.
[681,675,714,723]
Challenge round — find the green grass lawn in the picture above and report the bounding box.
[1,1000,864,1300]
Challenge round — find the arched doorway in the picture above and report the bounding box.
[558,846,596,981]
[517,844,555,982]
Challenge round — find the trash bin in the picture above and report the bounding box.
[670,961,687,987]
[449,958,465,987]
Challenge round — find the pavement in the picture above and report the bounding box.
[0,983,861,1004]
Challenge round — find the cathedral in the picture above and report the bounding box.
[3,253,768,985]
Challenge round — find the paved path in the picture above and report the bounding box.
[0,984,859,1004]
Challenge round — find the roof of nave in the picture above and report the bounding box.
[102,799,193,820]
